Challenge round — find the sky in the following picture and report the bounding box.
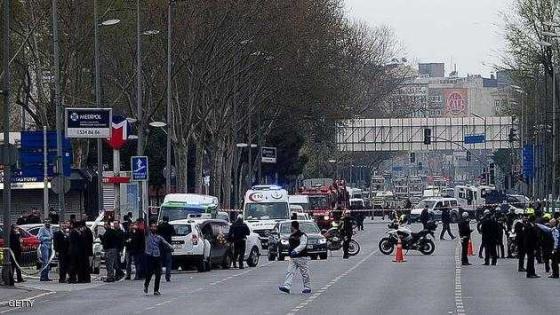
[344,0,513,77]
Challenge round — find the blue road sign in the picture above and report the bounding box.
[131,156,149,181]
[15,131,72,180]
[523,144,534,179]
[464,134,486,144]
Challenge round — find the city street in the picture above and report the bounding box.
[1,220,557,315]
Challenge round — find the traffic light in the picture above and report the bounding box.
[466,151,471,162]
[423,128,432,145]
[410,152,416,163]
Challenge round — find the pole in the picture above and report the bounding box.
[136,0,144,219]
[113,149,120,216]
[166,3,172,195]
[94,0,104,216]
[53,0,65,220]
[552,68,557,206]
[2,0,13,285]
[247,113,252,189]
[43,126,49,218]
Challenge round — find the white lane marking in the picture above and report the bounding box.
[455,241,466,315]
[287,248,379,314]
[0,291,56,314]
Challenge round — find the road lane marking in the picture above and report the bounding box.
[287,248,379,315]
[0,291,56,314]
[454,241,466,315]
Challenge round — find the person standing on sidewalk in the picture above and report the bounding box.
[458,212,472,266]
[37,220,53,281]
[9,225,24,283]
[279,221,311,294]
[53,221,70,283]
[440,207,455,240]
[157,216,176,281]
[228,215,250,269]
[101,221,119,282]
[144,222,173,296]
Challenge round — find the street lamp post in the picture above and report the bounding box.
[53,0,65,220]
[166,3,172,195]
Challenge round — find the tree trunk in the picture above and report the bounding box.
[195,141,204,194]
[222,145,234,209]
[175,140,189,193]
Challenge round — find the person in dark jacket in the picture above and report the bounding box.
[540,217,554,274]
[524,215,540,278]
[458,212,472,265]
[53,221,70,283]
[157,217,175,281]
[79,221,94,283]
[439,208,455,240]
[339,210,354,259]
[143,222,173,295]
[67,221,81,283]
[228,215,251,269]
[27,208,42,224]
[16,211,28,225]
[48,208,59,225]
[480,212,498,265]
[128,224,145,280]
[278,220,311,294]
[9,225,24,283]
[101,221,119,282]
[514,216,527,271]
[420,205,430,230]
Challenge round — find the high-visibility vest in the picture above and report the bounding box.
[526,207,535,215]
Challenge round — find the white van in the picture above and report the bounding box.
[288,195,310,212]
[243,185,290,249]
[410,197,460,223]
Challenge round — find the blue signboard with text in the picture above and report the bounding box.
[522,144,534,179]
[14,131,72,180]
[131,156,149,181]
[464,134,486,144]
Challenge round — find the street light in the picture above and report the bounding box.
[101,19,121,26]
[149,121,167,128]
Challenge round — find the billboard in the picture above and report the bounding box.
[443,88,468,117]
[65,108,112,138]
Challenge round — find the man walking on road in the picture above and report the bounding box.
[38,220,53,281]
[157,216,176,281]
[458,212,472,265]
[440,207,455,240]
[144,222,173,296]
[228,215,250,269]
[279,221,311,294]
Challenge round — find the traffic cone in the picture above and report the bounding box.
[392,237,407,263]
[468,239,474,256]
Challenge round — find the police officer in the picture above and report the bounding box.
[278,220,311,294]
[420,205,430,230]
[525,215,540,278]
[458,212,472,265]
[514,215,527,271]
[228,215,250,269]
[339,210,354,259]
[440,207,455,240]
[480,211,497,265]
[9,225,24,283]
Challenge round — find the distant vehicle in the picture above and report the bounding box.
[3,226,40,267]
[371,176,386,194]
[300,185,337,230]
[288,195,310,212]
[159,194,219,222]
[267,220,327,261]
[372,191,395,216]
[18,224,60,236]
[408,176,424,197]
[243,185,290,249]
[291,211,312,221]
[506,194,529,209]
[410,197,460,223]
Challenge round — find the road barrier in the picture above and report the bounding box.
[392,238,406,263]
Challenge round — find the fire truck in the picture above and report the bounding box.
[297,179,349,230]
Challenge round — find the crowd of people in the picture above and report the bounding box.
[457,203,560,279]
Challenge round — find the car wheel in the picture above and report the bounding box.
[278,254,286,261]
[222,252,232,269]
[247,247,259,267]
[319,252,328,260]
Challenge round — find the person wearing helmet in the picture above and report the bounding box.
[458,212,473,265]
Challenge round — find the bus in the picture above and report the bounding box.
[159,194,219,222]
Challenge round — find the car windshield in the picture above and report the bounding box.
[160,206,205,222]
[290,203,310,211]
[173,224,193,236]
[308,196,329,210]
[280,222,320,234]
[244,203,289,220]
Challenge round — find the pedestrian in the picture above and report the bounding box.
[494,214,506,259]
[549,219,560,278]
[439,207,455,240]
[16,211,28,225]
[339,210,354,259]
[27,208,42,224]
[157,216,176,281]
[101,221,119,282]
[420,205,430,230]
[541,215,554,274]
[278,220,311,294]
[480,211,497,265]
[67,221,81,283]
[48,207,59,224]
[458,212,472,266]
[514,216,527,271]
[9,225,24,283]
[128,224,145,280]
[37,220,53,281]
[143,222,173,296]
[79,220,94,283]
[53,221,70,283]
[228,215,250,269]
[524,215,540,278]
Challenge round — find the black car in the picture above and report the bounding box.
[198,219,233,269]
[267,220,328,261]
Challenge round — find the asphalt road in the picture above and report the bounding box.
[1,220,558,315]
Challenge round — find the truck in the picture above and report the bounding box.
[243,185,290,249]
[299,185,337,230]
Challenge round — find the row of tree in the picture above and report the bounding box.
[1,0,407,207]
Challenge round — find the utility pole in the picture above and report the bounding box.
[53,0,65,220]
[94,0,104,216]
[166,2,172,195]
[136,0,146,220]
[552,66,557,207]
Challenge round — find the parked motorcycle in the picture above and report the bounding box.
[323,226,360,256]
[378,221,437,255]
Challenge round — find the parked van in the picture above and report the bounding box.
[410,197,460,223]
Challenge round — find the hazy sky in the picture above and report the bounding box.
[344,0,513,77]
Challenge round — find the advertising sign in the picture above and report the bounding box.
[444,89,468,117]
[65,108,112,138]
[107,116,130,150]
[131,156,149,181]
[261,147,277,164]
[523,144,534,179]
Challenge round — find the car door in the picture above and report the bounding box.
[200,222,217,262]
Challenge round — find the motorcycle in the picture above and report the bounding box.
[378,221,437,255]
[323,225,360,256]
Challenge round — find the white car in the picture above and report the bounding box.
[245,225,263,267]
[169,219,212,272]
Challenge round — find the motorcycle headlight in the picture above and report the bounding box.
[318,238,327,244]
[323,215,330,220]
[280,239,289,245]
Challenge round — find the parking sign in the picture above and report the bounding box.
[131,156,149,181]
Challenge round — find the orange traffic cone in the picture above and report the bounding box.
[393,237,407,263]
[467,239,474,256]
